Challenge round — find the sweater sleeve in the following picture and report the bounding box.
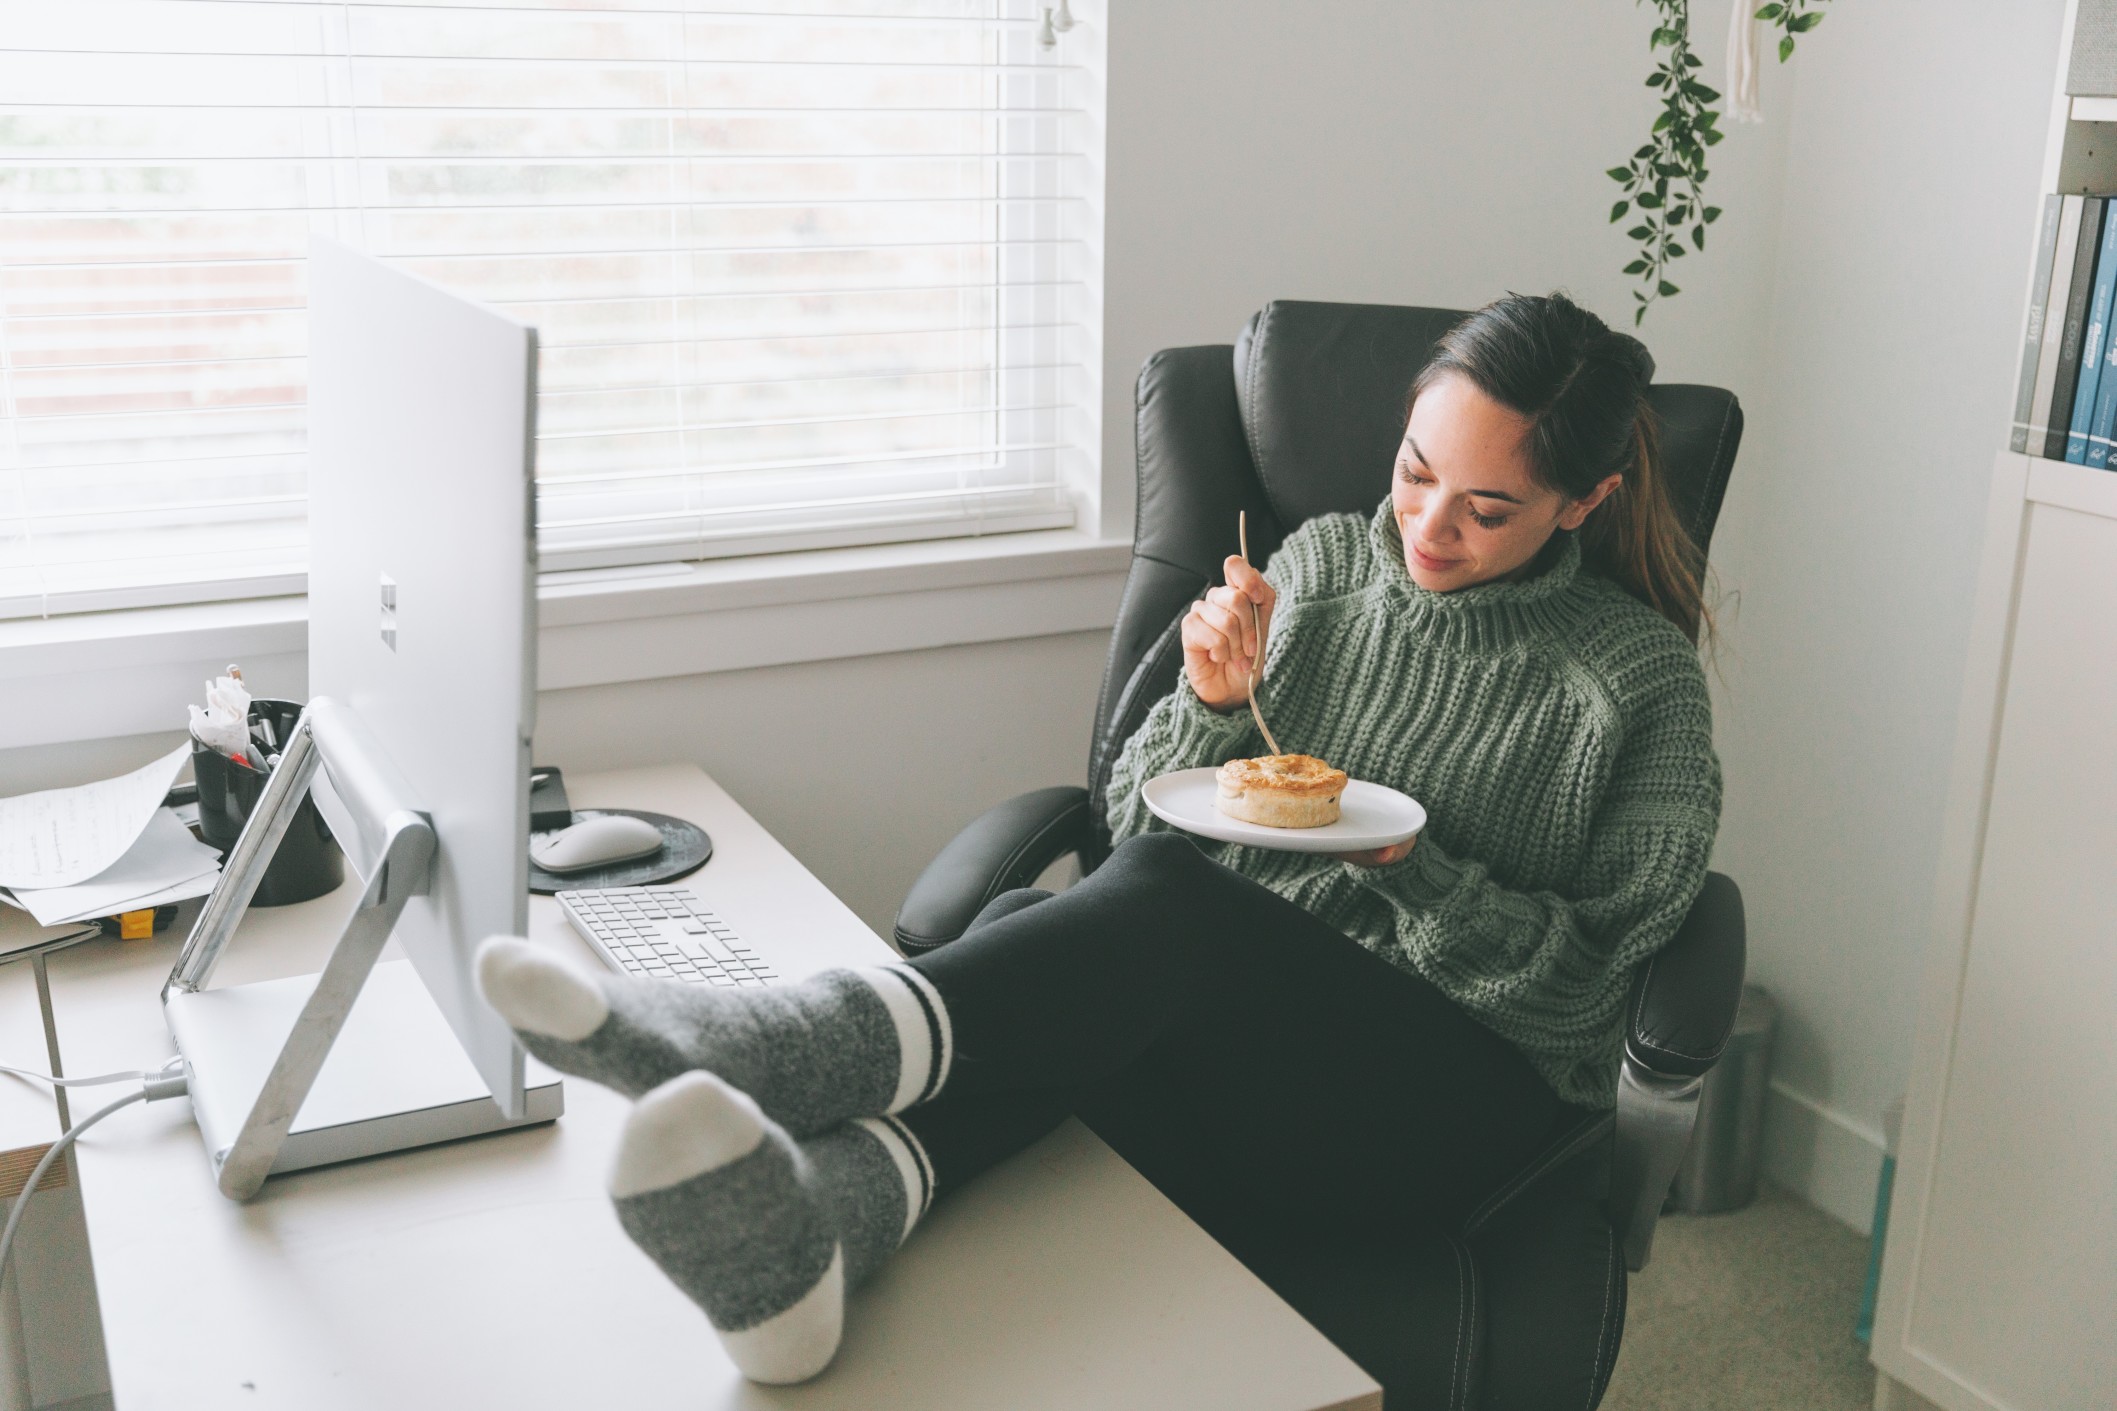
[1344,660,1722,1093]
[1101,511,1363,844]
[1104,684,1260,843]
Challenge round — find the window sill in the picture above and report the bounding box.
[0,530,1133,751]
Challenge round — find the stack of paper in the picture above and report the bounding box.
[0,745,223,927]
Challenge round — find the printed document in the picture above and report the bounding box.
[2,808,222,927]
[0,744,191,890]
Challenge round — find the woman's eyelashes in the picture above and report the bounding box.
[1397,466,1511,531]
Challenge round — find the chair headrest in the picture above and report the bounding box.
[1232,299,1743,560]
[1233,301,1466,526]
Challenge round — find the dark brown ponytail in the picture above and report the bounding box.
[1410,292,1710,643]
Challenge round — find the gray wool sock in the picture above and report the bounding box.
[474,936,952,1137]
[609,1070,932,1384]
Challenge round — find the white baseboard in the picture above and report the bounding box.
[1762,1081,1888,1236]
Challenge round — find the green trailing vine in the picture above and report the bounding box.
[1756,0,1833,64]
[1608,3,1721,325]
[1609,0,1835,323]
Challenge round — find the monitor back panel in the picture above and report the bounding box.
[305,235,536,1115]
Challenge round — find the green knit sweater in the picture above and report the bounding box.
[1106,501,1721,1108]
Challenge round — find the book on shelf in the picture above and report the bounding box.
[2013,189,2117,467]
[2088,331,2117,468]
[2012,195,2063,453]
[2044,195,2106,460]
[2029,195,2085,454]
[2067,206,2117,462]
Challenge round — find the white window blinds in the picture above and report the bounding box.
[0,0,1090,620]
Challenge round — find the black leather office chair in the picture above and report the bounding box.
[894,301,1748,1410]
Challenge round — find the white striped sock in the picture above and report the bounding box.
[856,1114,935,1246]
[859,965,954,1114]
[715,1248,846,1384]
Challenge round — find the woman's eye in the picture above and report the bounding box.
[1399,462,1505,527]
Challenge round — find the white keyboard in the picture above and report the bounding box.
[557,887,777,988]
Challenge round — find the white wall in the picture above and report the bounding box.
[1100,0,1793,537]
[1707,0,2067,1230]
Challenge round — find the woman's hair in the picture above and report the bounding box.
[1410,291,1709,642]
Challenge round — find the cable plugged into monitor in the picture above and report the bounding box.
[0,1057,189,1286]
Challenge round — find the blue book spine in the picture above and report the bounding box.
[2091,321,2117,469]
[2070,210,2117,462]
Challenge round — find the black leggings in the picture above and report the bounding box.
[898,832,1585,1244]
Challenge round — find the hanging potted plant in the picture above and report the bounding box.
[1609,1,1837,322]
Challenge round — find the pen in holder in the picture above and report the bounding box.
[191,698,344,907]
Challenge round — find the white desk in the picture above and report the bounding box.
[3,765,1378,1411]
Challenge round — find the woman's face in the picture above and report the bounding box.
[1391,373,1619,592]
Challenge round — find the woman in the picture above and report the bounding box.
[474,291,1721,1384]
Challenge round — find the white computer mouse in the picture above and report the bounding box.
[531,813,665,874]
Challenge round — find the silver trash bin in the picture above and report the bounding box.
[1670,984,1778,1214]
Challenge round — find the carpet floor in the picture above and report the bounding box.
[1601,1185,1877,1411]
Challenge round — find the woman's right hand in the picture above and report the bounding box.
[1182,555,1276,712]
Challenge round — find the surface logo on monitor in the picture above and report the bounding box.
[380,573,399,652]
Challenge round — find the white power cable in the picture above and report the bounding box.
[0,1060,171,1089]
[0,1065,187,1288]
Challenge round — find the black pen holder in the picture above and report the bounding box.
[191,698,344,907]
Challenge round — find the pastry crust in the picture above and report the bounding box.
[1215,754,1348,828]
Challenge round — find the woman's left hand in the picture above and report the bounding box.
[1334,840,1415,867]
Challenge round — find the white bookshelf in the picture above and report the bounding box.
[1868,6,2117,1409]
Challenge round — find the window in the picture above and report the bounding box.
[0,0,1093,620]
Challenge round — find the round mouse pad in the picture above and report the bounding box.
[527,808,713,894]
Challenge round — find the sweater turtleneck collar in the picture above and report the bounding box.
[1366,499,1592,653]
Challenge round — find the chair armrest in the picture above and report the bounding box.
[1611,872,1747,1269]
[892,787,1093,954]
[1612,1062,1701,1272]
[1626,871,1746,1079]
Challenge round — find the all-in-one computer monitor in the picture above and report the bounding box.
[162,237,560,1199]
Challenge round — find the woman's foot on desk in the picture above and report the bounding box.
[472,936,952,1136]
[611,1071,930,1383]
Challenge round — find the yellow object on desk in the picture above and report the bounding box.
[116,909,155,940]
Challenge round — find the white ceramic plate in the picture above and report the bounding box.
[1141,768,1428,854]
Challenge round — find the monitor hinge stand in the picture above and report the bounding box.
[162,696,436,1200]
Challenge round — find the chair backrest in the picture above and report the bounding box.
[1083,300,1744,858]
